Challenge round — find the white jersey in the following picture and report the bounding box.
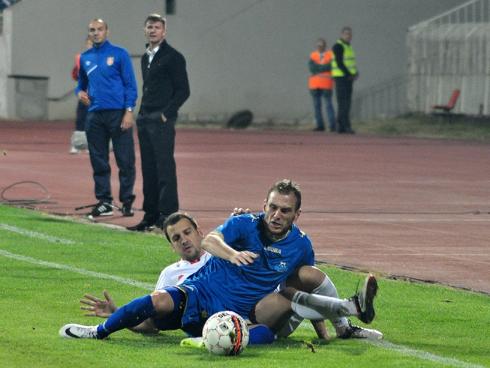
[155,252,212,290]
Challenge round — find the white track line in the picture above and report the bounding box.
[0,223,76,245]
[1,248,485,368]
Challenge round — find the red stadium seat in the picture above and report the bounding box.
[432,89,460,113]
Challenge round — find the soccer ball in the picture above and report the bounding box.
[202,311,249,356]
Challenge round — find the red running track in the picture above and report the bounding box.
[1,121,489,293]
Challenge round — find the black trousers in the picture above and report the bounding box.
[85,110,136,203]
[334,77,354,132]
[136,111,178,220]
[75,100,88,131]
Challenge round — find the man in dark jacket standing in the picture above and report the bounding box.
[128,14,190,231]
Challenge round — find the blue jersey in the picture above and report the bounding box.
[76,40,137,112]
[180,213,315,327]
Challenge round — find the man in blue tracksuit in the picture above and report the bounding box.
[76,19,138,219]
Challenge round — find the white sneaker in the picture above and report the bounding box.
[59,323,99,339]
[337,320,383,340]
[69,146,79,154]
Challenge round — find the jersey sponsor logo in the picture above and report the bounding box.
[273,261,288,272]
[106,56,114,66]
[265,246,282,255]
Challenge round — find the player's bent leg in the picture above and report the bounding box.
[284,274,380,325]
[290,266,348,336]
[286,265,326,292]
[253,292,294,332]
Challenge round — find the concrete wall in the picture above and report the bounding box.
[0,7,12,117]
[1,0,466,121]
[5,0,164,120]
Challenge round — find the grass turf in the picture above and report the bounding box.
[0,205,489,367]
[355,114,490,142]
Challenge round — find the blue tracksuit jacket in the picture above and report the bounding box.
[76,40,137,112]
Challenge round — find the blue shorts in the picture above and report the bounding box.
[154,285,255,337]
[151,286,206,337]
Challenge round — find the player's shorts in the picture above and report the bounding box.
[151,286,187,331]
[151,285,210,337]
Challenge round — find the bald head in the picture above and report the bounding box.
[88,18,109,46]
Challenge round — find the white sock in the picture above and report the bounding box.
[291,291,358,321]
[312,276,350,330]
[277,276,339,336]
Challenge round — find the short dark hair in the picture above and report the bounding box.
[163,212,199,242]
[145,13,166,26]
[266,179,302,211]
[341,26,352,33]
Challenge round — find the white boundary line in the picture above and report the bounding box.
[367,340,485,368]
[0,223,76,245]
[0,249,485,368]
[0,249,153,290]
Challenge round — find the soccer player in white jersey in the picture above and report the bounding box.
[79,213,211,334]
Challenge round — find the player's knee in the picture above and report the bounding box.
[150,291,173,313]
[294,265,326,292]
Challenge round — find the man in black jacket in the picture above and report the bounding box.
[128,14,190,231]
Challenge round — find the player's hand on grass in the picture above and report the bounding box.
[80,290,118,318]
[230,250,258,266]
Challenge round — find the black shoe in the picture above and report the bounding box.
[88,201,113,219]
[127,217,155,232]
[345,129,356,134]
[337,320,383,340]
[121,196,135,217]
[352,274,378,324]
[313,127,325,132]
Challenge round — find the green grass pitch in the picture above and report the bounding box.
[0,205,488,367]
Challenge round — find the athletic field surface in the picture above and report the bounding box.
[0,120,489,367]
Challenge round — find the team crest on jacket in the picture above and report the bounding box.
[106,57,114,66]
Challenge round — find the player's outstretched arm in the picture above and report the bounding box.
[80,290,118,318]
[201,231,258,266]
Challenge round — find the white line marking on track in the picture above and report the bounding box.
[0,223,76,245]
[1,248,485,368]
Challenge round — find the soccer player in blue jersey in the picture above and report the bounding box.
[60,179,380,341]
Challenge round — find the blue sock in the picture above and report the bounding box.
[249,324,275,345]
[96,295,156,338]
